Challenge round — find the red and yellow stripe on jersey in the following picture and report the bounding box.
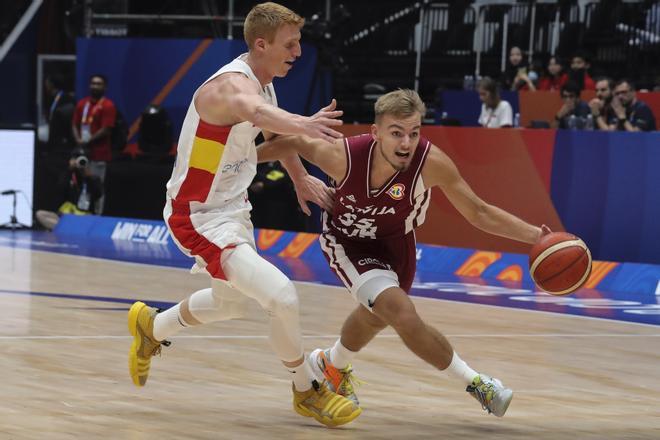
[175,120,231,204]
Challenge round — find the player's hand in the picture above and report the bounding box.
[536,224,552,242]
[292,174,335,215]
[305,99,344,143]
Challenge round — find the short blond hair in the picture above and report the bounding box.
[244,2,305,49]
[374,89,426,122]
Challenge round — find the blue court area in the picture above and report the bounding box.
[2,215,659,327]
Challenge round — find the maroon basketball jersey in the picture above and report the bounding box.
[324,134,431,242]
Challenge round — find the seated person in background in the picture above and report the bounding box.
[588,77,615,130]
[35,148,103,230]
[501,46,536,91]
[552,81,591,129]
[477,77,513,128]
[567,52,595,91]
[608,79,657,131]
[537,56,568,91]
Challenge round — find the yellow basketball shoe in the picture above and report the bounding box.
[466,374,513,417]
[309,348,362,406]
[128,301,170,387]
[292,380,362,427]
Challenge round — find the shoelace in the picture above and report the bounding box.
[338,367,366,395]
[152,339,171,356]
[152,308,172,354]
[466,379,494,413]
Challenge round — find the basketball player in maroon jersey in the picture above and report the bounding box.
[257,89,550,418]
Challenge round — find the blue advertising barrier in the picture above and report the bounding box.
[49,214,660,299]
[2,214,659,325]
[75,38,325,140]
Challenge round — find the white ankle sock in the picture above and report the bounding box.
[288,355,315,392]
[445,351,479,386]
[153,303,188,341]
[329,339,357,370]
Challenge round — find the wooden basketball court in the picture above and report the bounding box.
[1,245,659,439]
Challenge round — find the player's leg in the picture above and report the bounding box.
[312,237,394,403]
[309,302,386,406]
[337,303,387,359]
[370,287,513,417]
[128,281,247,387]
[129,244,249,387]
[220,243,361,427]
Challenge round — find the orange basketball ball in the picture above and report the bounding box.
[529,232,592,295]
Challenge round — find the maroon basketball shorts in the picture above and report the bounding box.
[320,231,416,310]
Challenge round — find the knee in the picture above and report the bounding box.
[269,281,299,318]
[361,307,388,331]
[387,305,422,335]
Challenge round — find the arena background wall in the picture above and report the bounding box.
[74,38,660,265]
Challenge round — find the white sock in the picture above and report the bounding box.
[153,303,188,341]
[329,339,357,370]
[288,355,316,392]
[445,351,479,386]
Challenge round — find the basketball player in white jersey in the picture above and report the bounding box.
[127,2,361,428]
[257,89,551,419]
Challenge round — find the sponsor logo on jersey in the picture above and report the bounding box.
[357,257,390,269]
[222,158,249,174]
[387,183,405,200]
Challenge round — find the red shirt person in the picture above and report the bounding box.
[537,56,569,91]
[567,53,595,92]
[72,74,116,162]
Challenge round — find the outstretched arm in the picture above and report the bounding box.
[257,132,344,214]
[195,74,344,143]
[256,135,347,183]
[423,145,542,244]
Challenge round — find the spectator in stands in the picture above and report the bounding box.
[45,74,76,152]
[588,77,615,130]
[609,79,657,131]
[35,148,103,230]
[502,46,536,91]
[477,77,513,128]
[553,81,591,129]
[537,56,568,91]
[72,73,116,213]
[568,51,595,91]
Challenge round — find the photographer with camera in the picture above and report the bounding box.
[35,148,104,231]
[71,74,117,214]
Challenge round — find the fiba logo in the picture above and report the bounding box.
[387,183,405,200]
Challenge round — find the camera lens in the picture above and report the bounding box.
[76,156,88,167]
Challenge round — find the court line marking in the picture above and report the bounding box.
[0,333,659,341]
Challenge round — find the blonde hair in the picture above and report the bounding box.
[374,89,426,122]
[244,2,305,49]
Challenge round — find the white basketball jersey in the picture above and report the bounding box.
[165,54,277,215]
